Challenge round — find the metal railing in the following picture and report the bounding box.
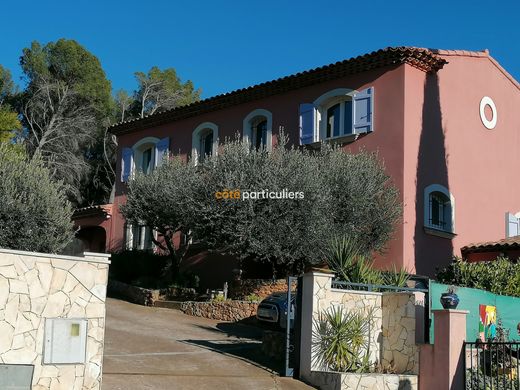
[331,280,428,293]
[465,341,520,389]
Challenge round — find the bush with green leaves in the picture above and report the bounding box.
[313,305,373,372]
[326,235,410,288]
[122,134,401,278]
[436,257,520,297]
[0,144,73,253]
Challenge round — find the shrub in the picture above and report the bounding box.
[436,257,520,297]
[0,144,73,253]
[313,305,373,372]
[244,293,261,303]
[326,235,409,288]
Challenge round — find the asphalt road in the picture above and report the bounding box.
[102,298,315,390]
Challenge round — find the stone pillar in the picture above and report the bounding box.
[419,309,468,390]
[298,269,334,381]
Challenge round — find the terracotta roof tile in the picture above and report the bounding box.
[461,236,520,253]
[108,46,447,136]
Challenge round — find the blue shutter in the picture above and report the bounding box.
[121,148,133,182]
[506,213,519,237]
[353,87,374,133]
[155,137,170,166]
[299,103,315,145]
[344,100,353,135]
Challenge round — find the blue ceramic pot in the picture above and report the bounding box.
[440,292,459,309]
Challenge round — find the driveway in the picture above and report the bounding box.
[102,298,315,390]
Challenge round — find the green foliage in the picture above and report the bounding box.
[0,143,73,253]
[326,235,409,287]
[382,265,410,287]
[313,305,373,372]
[123,135,401,276]
[436,257,520,297]
[211,294,226,302]
[20,39,112,116]
[132,66,201,118]
[245,293,261,303]
[19,39,114,206]
[0,66,21,142]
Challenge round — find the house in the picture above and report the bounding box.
[73,46,520,282]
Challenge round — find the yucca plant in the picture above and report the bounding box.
[382,265,410,288]
[326,235,384,286]
[312,305,373,372]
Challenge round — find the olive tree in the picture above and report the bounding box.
[0,144,74,253]
[122,134,401,277]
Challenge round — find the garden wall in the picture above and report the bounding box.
[299,271,418,390]
[308,371,418,390]
[0,248,110,390]
[180,300,258,321]
[229,278,294,300]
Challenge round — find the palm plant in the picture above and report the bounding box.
[312,305,373,372]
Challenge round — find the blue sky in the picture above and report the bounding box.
[2,0,519,99]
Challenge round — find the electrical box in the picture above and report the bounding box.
[0,364,34,389]
[43,319,87,364]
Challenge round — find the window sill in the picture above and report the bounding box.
[424,226,456,239]
[306,134,360,149]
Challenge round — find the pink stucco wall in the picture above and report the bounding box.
[106,51,520,277]
[403,52,520,275]
[109,65,408,270]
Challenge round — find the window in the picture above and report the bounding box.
[506,212,520,238]
[424,184,455,237]
[243,109,272,150]
[299,87,374,145]
[125,224,154,250]
[192,122,218,164]
[121,136,169,182]
[252,118,268,149]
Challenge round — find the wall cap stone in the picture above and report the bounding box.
[0,247,111,264]
[331,288,383,296]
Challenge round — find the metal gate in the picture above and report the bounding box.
[465,341,520,389]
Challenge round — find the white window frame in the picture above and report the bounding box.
[132,137,160,175]
[125,224,155,251]
[424,184,456,237]
[243,109,273,150]
[192,122,219,164]
[314,88,356,141]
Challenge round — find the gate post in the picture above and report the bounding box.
[419,309,468,390]
[298,269,334,382]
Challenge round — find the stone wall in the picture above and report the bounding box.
[180,300,258,322]
[107,279,159,306]
[308,371,418,390]
[108,279,198,306]
[229,278,294,300]
[300,271,419,389]
[0,248,110,390]
[381,294,418,373]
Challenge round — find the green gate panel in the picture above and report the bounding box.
[429,282,520,343]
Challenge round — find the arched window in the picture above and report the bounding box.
[121,136,169,182]
[299,87,374,145]
[314,89,355,140]
[424,184,455,236]
[192,122,219,163]
[133,137,159,175]
[243,109,272,150]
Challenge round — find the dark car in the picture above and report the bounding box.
[256,292,295,328]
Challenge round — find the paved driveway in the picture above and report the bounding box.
[102,298,315,390]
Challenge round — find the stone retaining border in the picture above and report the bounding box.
[180,300,259,322]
